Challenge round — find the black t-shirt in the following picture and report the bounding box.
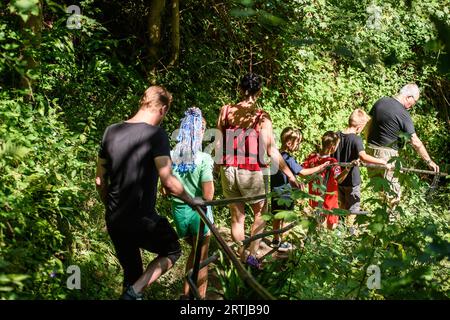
[98,122,171,225]
[270,151,303,190]
[368,97,415,150]
[333,131,364,186]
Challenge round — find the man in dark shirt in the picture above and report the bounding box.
[366,83,439,206]
[96,86,201,300]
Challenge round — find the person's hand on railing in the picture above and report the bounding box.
[350,159,361,167]
[426,159,439,173]
[186,196,208,213]
[317,161,331,172]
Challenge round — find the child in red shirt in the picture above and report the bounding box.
[303,131,352,230]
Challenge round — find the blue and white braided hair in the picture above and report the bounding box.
[172,107,204,173]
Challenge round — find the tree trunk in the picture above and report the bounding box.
[148,0,166,62]
[169,0,180,66]
[19,0,43,100]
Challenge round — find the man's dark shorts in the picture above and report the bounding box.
[107,214,181,259]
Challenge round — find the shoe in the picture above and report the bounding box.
[120,285,143,300]
[179,294,190,300]
[271,239,280,248]
[246,255,262,270]
[277,242,293,252]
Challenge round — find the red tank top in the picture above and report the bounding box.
[221,105,267,171]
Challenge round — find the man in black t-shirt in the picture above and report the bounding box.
[334,109,388,233]
[96,86,202,300]
[366,84,439,206]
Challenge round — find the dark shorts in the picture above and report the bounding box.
[107,214,181,286]
[338,185,361,213]
[107,215,181,256]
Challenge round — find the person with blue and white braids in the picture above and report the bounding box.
[170,107,215,300]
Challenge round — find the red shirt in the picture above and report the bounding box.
[221,106,267,171]
[303,153,342,210]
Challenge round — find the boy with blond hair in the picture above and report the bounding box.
[270,127,329,250]
[333,109,388,232]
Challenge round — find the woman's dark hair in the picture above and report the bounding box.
[239,73,262,96]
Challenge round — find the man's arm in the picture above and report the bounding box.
[95,157,108,205]
[359,150,388,166]
[410,133,439,172]
[259,115,300,188]
[154,155,199,206]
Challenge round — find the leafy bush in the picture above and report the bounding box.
[0,0,448,299]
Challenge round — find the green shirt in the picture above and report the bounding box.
[171,151,214,204]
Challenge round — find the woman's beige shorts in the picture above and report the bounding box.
[220,166,268,204]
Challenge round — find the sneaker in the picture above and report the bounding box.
[277,242,293,252]
[246,255,262,270]
[120,285,143,300]
[271,239,280,248]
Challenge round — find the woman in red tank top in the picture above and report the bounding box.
[216,73,300,269]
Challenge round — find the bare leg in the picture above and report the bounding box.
[196,235,210,298]
[248,200,266,257]
[272,218,282,242]
[230,202,246,260]
[183,234,211,299]
[183,237,195,297]
[132,256,173,294]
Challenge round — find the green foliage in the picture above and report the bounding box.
[0,0,448,299]
[9,0,40,23]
